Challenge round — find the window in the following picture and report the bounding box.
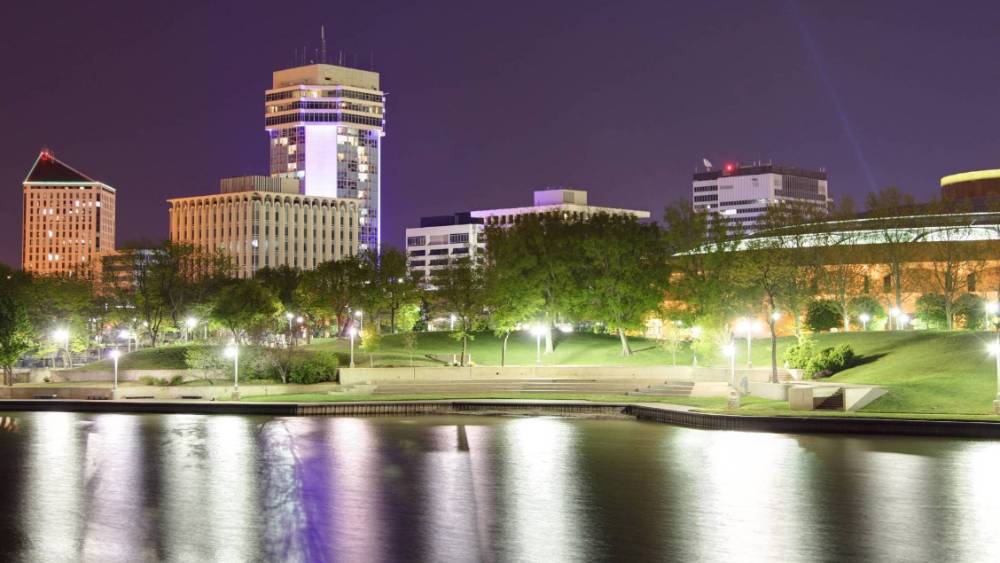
[882,274,892,294]
[429,248,448,256]
[409,249,425,256]
[968,272,977,292]
[449,233,469,244]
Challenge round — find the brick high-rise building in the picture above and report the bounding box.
[21,149,116,276]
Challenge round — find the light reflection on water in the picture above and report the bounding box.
[0,411,998,562]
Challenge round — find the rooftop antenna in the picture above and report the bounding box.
[702,157,713,171]
[302,46,307,66]
[320,25,327,63]
[339,50,344,65]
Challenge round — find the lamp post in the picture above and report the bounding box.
[531,325,546,364]
[109,349,120,393]
[988,302,1000,413]
[184,317,198,342]
[119,329,132,353]
[348,327,357,368]
[690,326,702,367]
[859,313,871,331]
[354,310,363,334]
[736,318,758,369]
[889,307,900,331]
[898,314,910,330]
[722,343,736,388]
[52,328,70,368]
[224,344,239,396]
[449,314,456,331]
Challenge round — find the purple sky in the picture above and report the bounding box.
[3,0,1000,267]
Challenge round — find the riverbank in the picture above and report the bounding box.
[2,398,1000,438]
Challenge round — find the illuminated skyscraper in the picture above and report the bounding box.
[265,63,385,252]
[21,149,116,276]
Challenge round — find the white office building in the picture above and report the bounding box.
[265,63,385,252]
[405,188,650,278]
[692,162,830,233]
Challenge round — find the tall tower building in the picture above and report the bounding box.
[265,63,385,252]
[21,149,116,276]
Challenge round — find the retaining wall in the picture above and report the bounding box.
[339,366,789,385]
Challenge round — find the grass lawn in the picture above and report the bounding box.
[303,330,688,367]
[65,344,215,372]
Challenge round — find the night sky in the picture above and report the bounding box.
[3,0,1000,267]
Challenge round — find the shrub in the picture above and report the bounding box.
[783,336,815,369]
[289,352,339,384]
[955,293,985,330]
[806,300,842,332]
[169,374,185,386]
[806,344,857,379]
[138,375,156,386]
[848,295,885,328]
[915,293,947,329]
[184,345,267,381]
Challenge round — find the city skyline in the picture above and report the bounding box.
[4,1,1000,267]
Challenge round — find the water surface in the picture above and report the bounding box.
[0,411,996,562]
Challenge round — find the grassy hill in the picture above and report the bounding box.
[303,331,685,367]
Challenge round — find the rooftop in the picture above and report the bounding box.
[23,150,98,184]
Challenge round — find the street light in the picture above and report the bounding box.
[889,307,901,331]
[449,314,456,331]
[736,318,759,369]
[898,314,910,329]
[690,326,702,367]
[109,349,121,392]
[184,317,198,342]
[531,325,546,364]
[119,329,132,353]
[52,328,70,368]
[722,343,736,388]
[859,313,871,331]
[348,327,357,368]
[354,310,363,334]
[988,303,1000,413]
[224,344,239,394]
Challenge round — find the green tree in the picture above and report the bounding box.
[372,247,419,333]
[211,280,280,343]
[297,257,365,337]
[431,257,486,366]
[483,234,544,366]
[662,200,749,328]
[485,214,582,354]
[256,265,304,311]
[0,268,35,385]
[578,214,669,356]
[865,186,918,317]
[806,299,842,332]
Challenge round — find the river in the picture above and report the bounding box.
[0,411,996,562]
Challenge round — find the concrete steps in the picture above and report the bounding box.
[371,379,647,395]
[627,381,695,398]
[814,388,845,411]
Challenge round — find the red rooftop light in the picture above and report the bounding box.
[724,163,735,173]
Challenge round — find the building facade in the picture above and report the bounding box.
[265,63,385,252]
[405,213,486,280]
[692,162,830,233]
[470,188,651,226]
[941,169,1000,203]
[21,149,116,277]
[405,188,650,277]
[168,176,361,278]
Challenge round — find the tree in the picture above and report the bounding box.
[0,268,34,385]
[483,233,544,366]
[485,214,582,354]
[662,200,749,331]
[578,214,670,356]
[431,257,486,366]
[256,265,303,311]
[211,280,280,343]
[865,187,918,317]
[806,299,842,332]
[298,257,365,337]
[371,247,419,333]
[917,200,987,330]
